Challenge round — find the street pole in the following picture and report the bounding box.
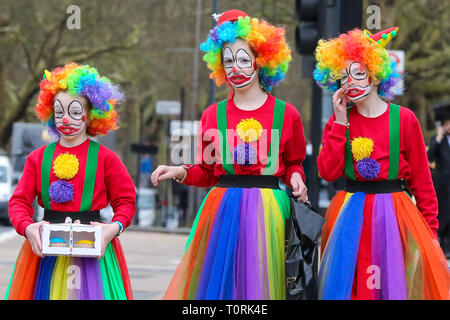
[192,0,202,121]
[134,102,144,225]
[166,117,173,209]
[208,0,218,105]
[186,0,203,227]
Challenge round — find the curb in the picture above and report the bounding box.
[126,225,191,235]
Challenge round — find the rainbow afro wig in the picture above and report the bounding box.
[35,62,124,137]
[200,10,291,92]
[314,28,400,100]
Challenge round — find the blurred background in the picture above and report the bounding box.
[0,0,448,231]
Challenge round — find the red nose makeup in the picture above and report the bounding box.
[233,66,238,73]
[348,77,353,83]
[63,118,69,125]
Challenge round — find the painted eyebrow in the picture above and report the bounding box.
[236,48,251,58]
[54,99,63,108]
[68,100,83,109]
[350,62,365,71]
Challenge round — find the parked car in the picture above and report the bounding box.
[0,156,13,224]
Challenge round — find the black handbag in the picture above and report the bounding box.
[285,198,325,300]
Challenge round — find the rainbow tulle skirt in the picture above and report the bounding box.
[164,186,290,300]
[5,238,133,300]
[319,191,450,300]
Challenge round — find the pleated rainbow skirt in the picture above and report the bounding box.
[319,190,450,300]
[164,186,290,300]
[5,238,133,300]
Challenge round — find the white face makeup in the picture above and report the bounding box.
[340,61,372,102]
[223,40,257,89]
[53,91,88,137]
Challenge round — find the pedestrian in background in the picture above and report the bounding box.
[428,102,450,258]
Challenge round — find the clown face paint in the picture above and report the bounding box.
[223,39,257,89]
[340,61,372,102]
[53,91,88,137]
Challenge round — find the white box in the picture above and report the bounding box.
[41,223,102,258]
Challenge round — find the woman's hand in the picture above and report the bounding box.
[333,87,349,124]
[436,125,444,143]
[25,221,49,258]
[151,165,185,186]
[90,222,120,259]
[291,172,308,203]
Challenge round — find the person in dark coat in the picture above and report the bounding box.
[428,102,450,258]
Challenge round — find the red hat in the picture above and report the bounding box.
[217,9,248,26]
[364,27,399,49]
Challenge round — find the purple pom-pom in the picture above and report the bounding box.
[356,157,381,180]
[233,143,257,166]
[49,180,74,204]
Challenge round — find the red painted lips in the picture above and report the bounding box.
[345,87,365,98]
[229,74,252,85]
[57,126,81,135]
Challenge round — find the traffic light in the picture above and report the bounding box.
[295,0,324,77]
[295,0,323,56]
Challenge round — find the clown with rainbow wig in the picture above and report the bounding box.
[6,63,136,300]
[315,28,450,299]
[152,10,308,300]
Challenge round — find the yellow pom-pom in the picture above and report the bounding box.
[236,118,263,143]
[53,153,80,180]
[351,137,374,161]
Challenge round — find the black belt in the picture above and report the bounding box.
[215,175,280,189]
[344,178,410,195]
[43,209,101,224]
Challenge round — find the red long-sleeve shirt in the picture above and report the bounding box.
[9,138,136,236]
[317,103,439,235]
[182,93,306,189]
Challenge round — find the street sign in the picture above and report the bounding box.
[156,100,182,116]
[387,50,405,96]
[131,144,158,154]
[140,156,153,174]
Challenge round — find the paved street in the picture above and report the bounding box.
[0,226,188,300]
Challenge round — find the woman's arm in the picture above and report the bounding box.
[317,115,348,182]
[280,104,306,187]
[403,111,439,237]
[181,108,219,188]
[104,149,137,230]
[8,154,38,236]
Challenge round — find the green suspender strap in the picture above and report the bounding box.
[388,103,400,180]
[216,98,286,176]
[344,103,401,180]
[41,142,57,209]
[344,107,356,180]
[217,99,235,175]
[263,98,285,175]
[40,140,100,211]
[80,140,100,211]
